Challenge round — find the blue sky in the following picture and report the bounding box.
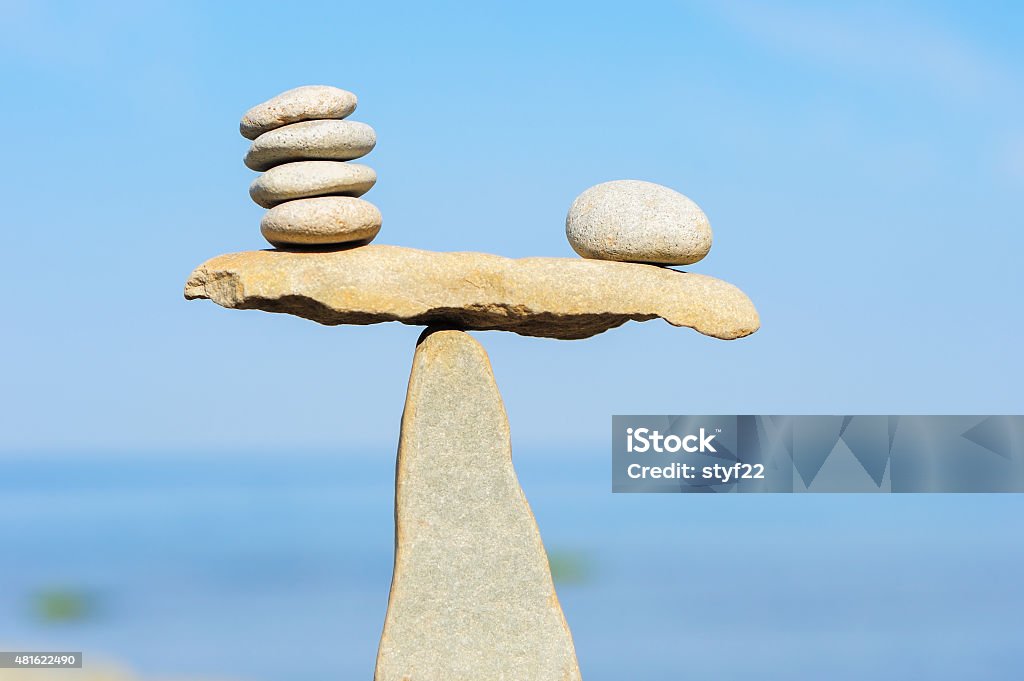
[1,0,1022,454]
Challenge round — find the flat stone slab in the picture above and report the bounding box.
[376,328,581,680]
[184,245,760,340]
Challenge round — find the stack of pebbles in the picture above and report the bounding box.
[241,85,380,248]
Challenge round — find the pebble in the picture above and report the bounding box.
[244,120,376,171]
[565,180,712,265]
[240,85,357,140]
[249,161,377,208]
[260,196,382,247]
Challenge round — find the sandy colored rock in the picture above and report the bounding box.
[260,197,382,247]
[244,120,376,171]
[184,245,760,340]
[375,328,581,681]
[566,179,713,265]
[240,85,357,140]
[250,161,377,208]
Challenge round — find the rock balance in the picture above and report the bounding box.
[187,85,761,681]
[241,85,381,248]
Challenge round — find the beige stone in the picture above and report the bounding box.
[240,85,357,140]
[244,120,376,171]
[184,245,760,340]
[259,197,382,247]
[566,179,713,265]
[249,161,377,208]
[375,328,581,681]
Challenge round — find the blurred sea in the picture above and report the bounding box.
[1,451,1021,680]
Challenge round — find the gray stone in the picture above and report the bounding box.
[259,197,381,247]
[566,179,713,265]
[184,246,760,340]
[244,120,376,171]
[240,85,357,140]
[375,328,581,681]
[249,161,377,208]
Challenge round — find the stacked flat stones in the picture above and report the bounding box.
[241,86,380,248]
[565,179,712,265]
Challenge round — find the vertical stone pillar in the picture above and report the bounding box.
[375,328,581,681]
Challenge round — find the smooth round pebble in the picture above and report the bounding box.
[249,161,377,208]
[261,196,382,247]
[240,85,357,140]
[565,180,712,265]
[244,120,376,171]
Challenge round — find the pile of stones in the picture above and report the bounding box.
[241,85,381,248]
[565,179,713,266]
[241,85,712,268]
[189,83,761,681]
